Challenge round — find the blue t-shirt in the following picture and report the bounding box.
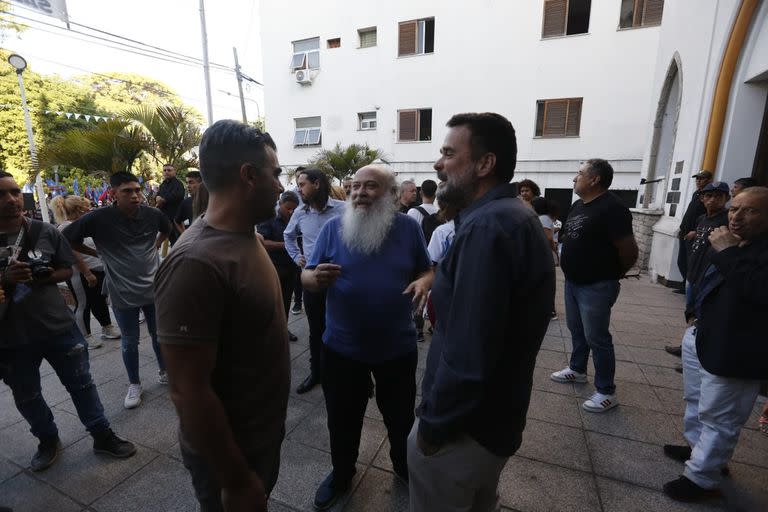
[308,213,431,363]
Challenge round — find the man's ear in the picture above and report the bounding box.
[475,153,497,179]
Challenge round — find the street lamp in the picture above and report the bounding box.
[8,53,49,222]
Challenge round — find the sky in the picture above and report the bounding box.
[1,0,264,126]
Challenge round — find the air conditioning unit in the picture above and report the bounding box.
[295,69,312,84]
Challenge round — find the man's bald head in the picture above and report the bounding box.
[729,186,768,240]
[354,165,398,199]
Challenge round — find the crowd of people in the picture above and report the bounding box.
[0,111,765,512]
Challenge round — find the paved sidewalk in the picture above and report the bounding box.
[1,273,766,511]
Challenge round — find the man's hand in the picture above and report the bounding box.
[155,196,166,208]
[417,431,441,456]
[0,285,5,303]
[2,262,31,285]
[313,263,341,288]
[255,232,265,243]
[84,271,98,288]
[221,472,267,512]
[298,256,306,268]
[683,231,697,241]
[403,269,434,313]
[709,226,742,252]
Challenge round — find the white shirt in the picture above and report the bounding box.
[407,202,439,226]
[427,220,455,264]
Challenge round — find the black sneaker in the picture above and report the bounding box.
[288,330,298,342]
[663,444,692,462]
[30,437,61,472]
[313,471,353,510]
[93,429,137,458]
[416,331,425,343]
[663,476,720,502]
[665,345,683,357]
[291,303,302,315]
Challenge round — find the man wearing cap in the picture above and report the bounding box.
[675,171,713,292]
[662,186,768,502]
[666,182,730,363]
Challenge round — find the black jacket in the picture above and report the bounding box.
[696,235,768,379]
[678,190,705,238]
[157,177,185,220]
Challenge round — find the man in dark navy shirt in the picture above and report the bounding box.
[409,113,554,512]
[552,159,638,413]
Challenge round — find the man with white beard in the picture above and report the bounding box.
[302,165,433,510]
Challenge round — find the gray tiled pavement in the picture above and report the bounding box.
[1,273,767,511]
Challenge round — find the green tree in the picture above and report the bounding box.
[123,105,201,172]
[308,143,384,184]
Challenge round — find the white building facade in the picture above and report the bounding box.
[260,0,664,212]
[636,0,768,284]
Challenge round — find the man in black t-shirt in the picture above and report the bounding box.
[676,171,713,287]
[156,164,185,244]
[174,170,202,234]
[551,159,638,413]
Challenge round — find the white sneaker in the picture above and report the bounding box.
[124,384,143,409]
[582,392,619,413]
[158,371,169,385]
[550,367,588,383]
[101,324,121,340]
[84,334,103,350]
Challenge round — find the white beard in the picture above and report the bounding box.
[341,197,398,255]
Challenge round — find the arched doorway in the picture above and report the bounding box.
[644,56,682,209]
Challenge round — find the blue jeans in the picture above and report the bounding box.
[565,279,620,395]
[3,326,109,441]
[113,303,164,384]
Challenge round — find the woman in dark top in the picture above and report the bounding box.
[257,191,300,341]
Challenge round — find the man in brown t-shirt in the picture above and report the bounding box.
[155,120,289,512]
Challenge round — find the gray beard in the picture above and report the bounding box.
[341,197,398,255]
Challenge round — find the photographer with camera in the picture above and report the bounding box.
[0,171,135,472]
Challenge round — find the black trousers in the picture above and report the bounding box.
[323,346,417,481]
[78,270,112,332]
[303,289,327,377]
[275,264,299,320]
[676,239,689,281]
[293,271,303,307]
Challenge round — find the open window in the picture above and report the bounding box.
[291,37,320,70]
[542,0,591,38]
[620,0,664,29]
[398,109,432,141]
[398,18,435,56]
[294,116,321,146]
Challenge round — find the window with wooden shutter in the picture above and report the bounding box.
[398,109,432,142]
[535,98,583,137]
[620,0,663,28]
[398,21,417,56]
[398,18,435,56]
[542,0,591,38]
[398,110,418,141]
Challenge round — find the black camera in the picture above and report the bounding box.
[28,256,53,279]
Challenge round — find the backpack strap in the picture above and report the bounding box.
[416,206,429,218]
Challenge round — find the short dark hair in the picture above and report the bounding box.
[531,196,549,215]
[0,171,13,179]
[199,120,276,192]
[186,170,201,181]
[280,190,299,205]
[110,171,140,188]
[518,179,541,197]
[420,179,437,198]
[297,167,330,207]
[585,158,614,189]
[446,112,517,183]
[734,177,758,189]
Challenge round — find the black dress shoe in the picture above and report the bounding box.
[664,345,683,357]
[314,471,353,510]
[663,476,720,502]
[288,331,298,342]
[93,429,137,458]
[663,444,692,462]
[30,437,61,472]
[296,374,319,394]
[674,364,683,374]
[673,287,686,295]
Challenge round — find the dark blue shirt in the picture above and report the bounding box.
[418,184,555,456]
[257,214,295,268]
[307,214,431,363]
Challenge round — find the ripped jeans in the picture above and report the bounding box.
[3,326,109,442]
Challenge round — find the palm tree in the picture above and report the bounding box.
[39,119,151,177]
[124,105,201,171]
[308,143,384,184]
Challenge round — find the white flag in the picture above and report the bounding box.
[10,0,69,24]
[65,112,72,119]
[85,115,91,121]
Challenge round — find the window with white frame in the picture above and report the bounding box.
[358,112,377,130]
[358,27,377,48]
[291,37,320,70]
[294,117,321,146]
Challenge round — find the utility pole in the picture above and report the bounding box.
[198,0,214,125]
[233,47,248,124]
